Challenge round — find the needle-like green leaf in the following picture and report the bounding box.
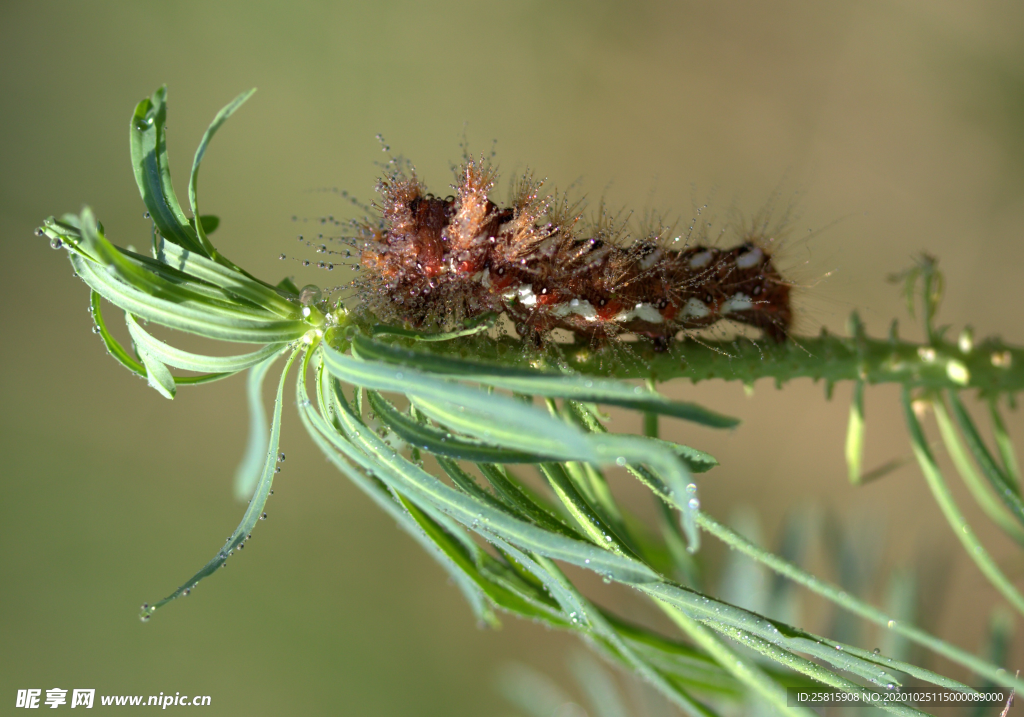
[234,351,284,500]
[130,86,204,255]
[947,391,1024,525]
[351,334,738,428]
[846,379,865,484]
[188,88,256,260]
[141,347,300,619]
[365,389,556,463]
[134,340,176,399]
[72,251,307,343]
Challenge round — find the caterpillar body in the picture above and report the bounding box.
[354,159,792,351]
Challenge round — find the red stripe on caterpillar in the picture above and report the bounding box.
[355,158,792,351]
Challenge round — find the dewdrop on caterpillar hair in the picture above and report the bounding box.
[353,157,793,351]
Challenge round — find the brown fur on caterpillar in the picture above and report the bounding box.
[354,158,792,351]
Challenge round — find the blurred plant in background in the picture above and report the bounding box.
[40,87,1024,716]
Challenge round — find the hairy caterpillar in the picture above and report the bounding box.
[352,158,793,351]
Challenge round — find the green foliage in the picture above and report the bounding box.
[40,86,1024,716]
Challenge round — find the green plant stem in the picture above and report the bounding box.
[390,327,1024,394]
[696,511,1024,693]
[902,389,1024,619]
[932,400,1024,546]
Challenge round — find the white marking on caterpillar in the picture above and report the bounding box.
[735,247,763,269]
[552,298,599,321]
[638,249,663,271]
[682,298,710,318]
[631,302,664,324]
[688,251,713,269]
[721,292,753,314]
[516,284,537,307]
[612,302,664,324]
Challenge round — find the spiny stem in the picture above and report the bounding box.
[379,327,1024,395]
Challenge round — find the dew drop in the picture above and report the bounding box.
[279,253,287,260]
[299,285,322,305]
[49,237,63,250]
[278,452,286,462]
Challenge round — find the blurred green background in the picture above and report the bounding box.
[3,1,1024,714]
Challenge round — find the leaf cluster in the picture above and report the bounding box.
[40,87,1024,716]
